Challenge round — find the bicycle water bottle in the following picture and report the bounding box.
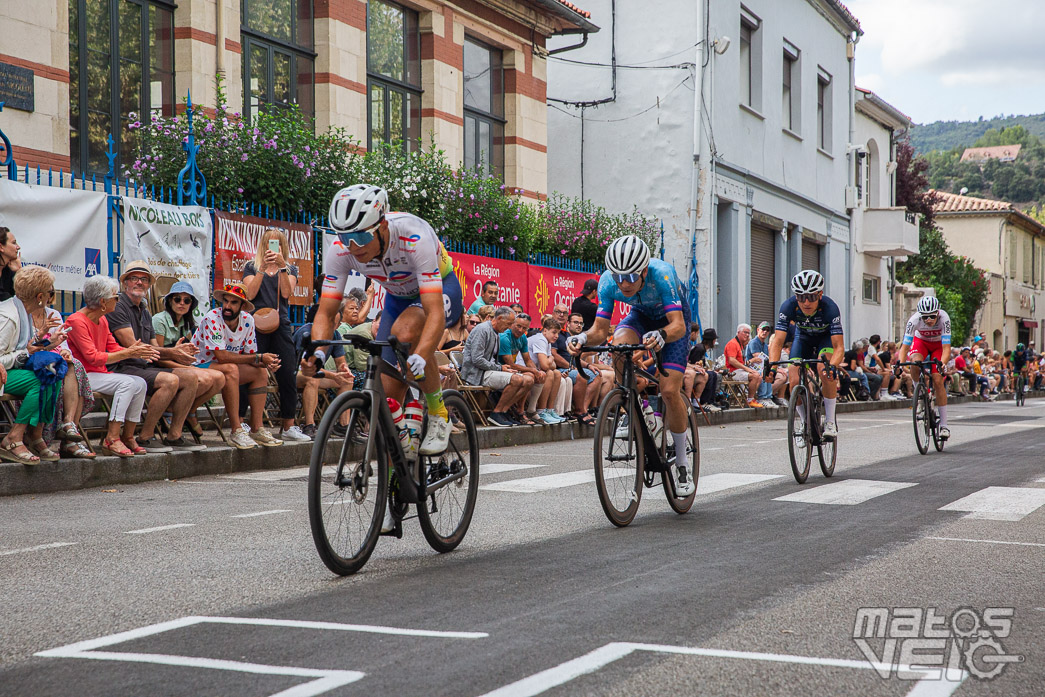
[651,411,664,442]
[403,399,424,459]
[641,401,659,437]
[387,397,410,454]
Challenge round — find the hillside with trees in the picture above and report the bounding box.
[911,113,1045,154]
[921,126,1045,217]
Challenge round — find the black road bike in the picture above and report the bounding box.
[1015,371,1027,407]
[767,358,837,484]
[589,344,699,527]
[898,359,945,454]
[307,335,479,575]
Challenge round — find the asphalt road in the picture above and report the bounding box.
[1,399,1043,697]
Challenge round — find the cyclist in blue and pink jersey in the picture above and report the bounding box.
[898,295,952,439]
[305,184,462,460]
[566,235,695,496]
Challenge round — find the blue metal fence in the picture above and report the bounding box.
[1,97,622,323]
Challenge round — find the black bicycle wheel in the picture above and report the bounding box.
[787,385,812,484]
[308,392,388,576]
[1016,376,1025,406]
[912,382,930,455]
[817,437,837,477]
[416,392,480,553]
[594,389,644,526]
[931,391,945,452]
[663,403,699,513]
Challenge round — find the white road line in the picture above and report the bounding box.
[939,486,1045,521]
[479,464,546,476]
[0,542,77,556]
[231,510,292,518]
[773,479,917,506]
[222,467,310,481]
[124,524,196,534]
[480,468,631,493]
[696,473,785,496]
[928,536,1045,548]
[475,641,966,697]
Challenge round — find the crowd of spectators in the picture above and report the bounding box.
[1,219,1039,465]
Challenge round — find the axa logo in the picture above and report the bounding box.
[85,248,101,277]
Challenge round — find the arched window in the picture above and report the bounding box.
[866,138,881,207]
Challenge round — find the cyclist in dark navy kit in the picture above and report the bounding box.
[765,270,845,440]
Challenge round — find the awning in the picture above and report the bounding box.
[1022,320,1038,328]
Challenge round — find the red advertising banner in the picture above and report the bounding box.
[451,252,530,312]
[214,211,314,306]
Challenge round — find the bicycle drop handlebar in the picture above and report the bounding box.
[312,334,421,389]
[585,343,666,377]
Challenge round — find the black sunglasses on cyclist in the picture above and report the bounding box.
[920,313,939,321]
[796,292,820,303]
[612,272,641,285]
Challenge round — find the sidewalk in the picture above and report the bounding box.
[0,391,1023,497]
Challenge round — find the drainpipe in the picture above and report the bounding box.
[689,0,710,327]
[216,0,226,77]
[846,31,859,338]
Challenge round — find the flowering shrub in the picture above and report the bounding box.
[128,88,660,264]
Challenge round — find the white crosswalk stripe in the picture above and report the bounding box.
[939,486,1045,521]
[696,473,785,496]
[480,464,546,476]
[773,479,917,505]
[480,468,633,493]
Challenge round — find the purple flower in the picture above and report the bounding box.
[240,153,248,162]
[508,247,515,255]
[237,187,244,193]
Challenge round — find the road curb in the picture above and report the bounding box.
[0,390,1027,497]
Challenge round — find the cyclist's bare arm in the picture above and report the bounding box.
[828,334,846,368]
[767,329,786,365]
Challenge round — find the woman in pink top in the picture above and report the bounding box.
[66,275,158,457]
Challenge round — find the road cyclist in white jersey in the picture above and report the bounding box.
[898,295,952,440]
[304,184,463,465]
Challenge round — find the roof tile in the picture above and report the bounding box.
[931,190,1014,213]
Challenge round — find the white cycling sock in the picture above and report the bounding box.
[824,397,837,425]
[938,405,948,428]
[671,429,688,464]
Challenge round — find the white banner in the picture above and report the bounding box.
[122,197,213,302]
[0,178,109,291]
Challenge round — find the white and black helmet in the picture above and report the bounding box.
[328,184,388,233]
[791,269,824,295]
[605,235,651,275]
[917,295,940,315]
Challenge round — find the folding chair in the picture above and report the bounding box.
[449,352,493,426]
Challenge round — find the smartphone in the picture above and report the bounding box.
[268,239,280,254]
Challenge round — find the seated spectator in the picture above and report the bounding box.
[525,316,567,424]
[0,227,22,302]
[152,281,223,444]
[683,352,709,409]
[342,311,379,389]
[460,307,531,426]
[440,310,470,353]
[109,262,218,452]
[689,343,720,411]
[66,275,156,458]
[865,334,893,400]
[844,339,881,400]
[467,280,498,315]
[723,323,762,408]
[476,304,495,323]
[747,321,786,406]
[954,347,989,398]
[0,266,72,464]
[499,312,539,424]
[293,303,354,439]
[552,309,597,425]
[701,328,720,370]
[191,281,282,449]
[509,303,525,316]
[36,285,95,459]
[336,286,373,333]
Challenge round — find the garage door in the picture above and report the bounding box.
[750,224,776,327]
[802,239,821,273]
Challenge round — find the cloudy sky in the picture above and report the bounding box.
[846,0,1045,125]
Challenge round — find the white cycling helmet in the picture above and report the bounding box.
[791,269,824,295]
[605,235,651,276]
[329,184,388,234]
[917,295,940,315]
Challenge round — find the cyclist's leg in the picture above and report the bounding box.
[612,313,645,384]
[374,294,413,405]
[815,336,839,428]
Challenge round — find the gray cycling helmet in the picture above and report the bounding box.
[791,269,824,295]
[917,295,940,316]
[328,184,388,233]
[605,235,651,275]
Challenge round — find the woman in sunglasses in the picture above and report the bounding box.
[565,235,696,497]
[764,270,846,441]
